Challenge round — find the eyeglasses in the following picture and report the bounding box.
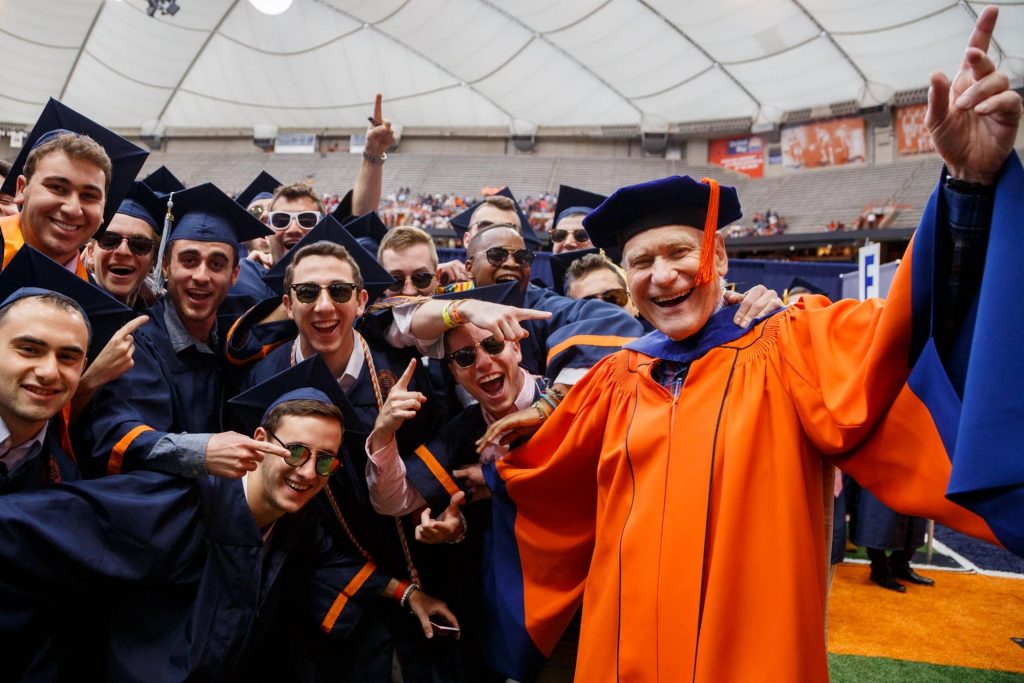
[446,336,506,368]
[248,205,265,218]
[267,211,323,231]
[266,429,340,477]
[482,246,535,268]
[95,231,157,256]
[582,288,630,307]
[469,220,519,233]
[551,228,589,244]
[386,271,435,292]
[289,281,358,304]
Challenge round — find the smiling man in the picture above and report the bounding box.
[75,183,284,481]
[478,9,1024,681]
[0,99,148,277]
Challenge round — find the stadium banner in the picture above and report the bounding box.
[275,133,317,154]
[708,135,764,178]
[781,116,866,170]
[895,103,935,155]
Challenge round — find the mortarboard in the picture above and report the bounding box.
[584,176,742,286]
[783,276,828,304]
[342,209,388,255]
[435,280,524,308]
[0,98,149,230]
[0,246,135,361]
[236,171,282,209]
[262,214,395,304]
[553,185,606,227]
[167,182,272,250]
[548,247,602,296]
[115,181,167,235]
[330,189,355,225]
[449,187,540,249]
[227,355,361,436]
[140,166,185,195]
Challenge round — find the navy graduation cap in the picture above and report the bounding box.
[585,175,741,286]
[435,280,524,309]
[342,209,388,254]
[0,98,149,229]
[553,184,606,227]
[167,182,272,250]
[783,276,828,304]
[330,189,355,225]
[236,171,282,209]
[0,246,135,361]
[115,181,167,235]
[449,187,540,249]
[262,214,395,304]
[227,355,362,437]
[140,166,185,195]
[548,247,602,296]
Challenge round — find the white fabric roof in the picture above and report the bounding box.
[1,0,1021,131]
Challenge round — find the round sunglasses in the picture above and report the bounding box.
[446,336,506,368]
[551,228,589,244]
[387,271,434,292]
[482,246,535,268]
[267,210,323,231]
[582,288,629,307]
[289,281,358,304]
[95,231,156,256]
[266,429,340,477]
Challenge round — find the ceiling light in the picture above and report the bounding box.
[249,0,293,16]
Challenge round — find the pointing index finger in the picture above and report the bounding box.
[395,357,417,390]
[962,5,998,70]
[119,315,150,336]
[373,94,383,125]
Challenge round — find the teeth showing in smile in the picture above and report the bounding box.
[285,480,311,492]
[187,289,212,300]
[312,321,338,333]
[50,218,80,232]
[652,290,692,307]
[479,373,504,395]
[24,385,61,397]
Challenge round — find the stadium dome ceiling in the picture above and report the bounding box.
[1,0,1022,132]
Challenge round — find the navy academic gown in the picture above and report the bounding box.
[242,339,458,682]
[518,284,644,381]
[74,299,225,478]
[0,423,78,495]
[0,472,386,682]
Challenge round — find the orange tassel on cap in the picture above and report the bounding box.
[694,177,720,286]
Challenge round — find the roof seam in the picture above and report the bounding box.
[215,24,363,55]
[631,65,716,100]
[0,26,78,50]
[59,2,107,100]
[544,0,616,34]
[177,82,465,110]
[829,3,959,36]
[790,0,869,88]
[477,0,643,117]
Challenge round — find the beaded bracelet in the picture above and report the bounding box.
[446,512,469,545]
[400,583,420,609]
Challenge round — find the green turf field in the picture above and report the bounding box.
[829,654,1024,682]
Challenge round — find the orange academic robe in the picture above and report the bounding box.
[1,213,88,278]
[487,168,1012,681]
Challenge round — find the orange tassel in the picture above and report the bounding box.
[694,177,720,286]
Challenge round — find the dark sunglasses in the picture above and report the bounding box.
[266,429,340,477]
[446,336,506,368]
[268,210,323,231]
[582,288,630,307]
[289,281,358,304]
[387,271,434,292]
[551,228,589,244]
[483,246,534,268]
[95,232,156,256]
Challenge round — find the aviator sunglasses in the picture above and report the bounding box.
[482,247,535,268]
[267,210,323,231]
[387,271,435,292]
[550,228,589,244]
[266,429,340,477]
[95,232,156,256]
[446,336,506,368]
[289,281,358,304]
[582,288,630,307]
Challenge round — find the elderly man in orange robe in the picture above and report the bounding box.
[473,7,1024,682]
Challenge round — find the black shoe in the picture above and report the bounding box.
[894,567,935,586]
[870,574,907,592]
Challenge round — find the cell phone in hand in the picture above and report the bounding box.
[429,616,460,637]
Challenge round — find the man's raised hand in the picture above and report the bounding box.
[927,5,1022,185]
[369,358,426,452]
